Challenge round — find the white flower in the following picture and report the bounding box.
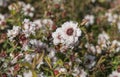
[8,4,17,11]
[111,40,120,52]
[85,43,96,54]
[42,19,53,26]
[109,70,120,77]
[7,26,20,41]
[22,19,36,37]
[25,54,33,63]
[23,70,33,77]
[33,19,43,29]
[52,21,82,49]
[112,40,118,47]
[98,31,110,48]
[84,15,94,26]
[84,54,96,69]
[61,21,82,46]
[105,12,118,23]
[52,28,63,45]
[42,19,54,30]
[22,4,34,17]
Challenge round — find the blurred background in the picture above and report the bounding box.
[1,0,119,40]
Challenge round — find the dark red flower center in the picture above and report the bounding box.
[27,8,31,12]
[66,28,74,36]
[1,21,6,26]
[19,34,27,42]
[19,34,28,45]
[57,35,61,39]
[54,70,59,76]
[14,64,20,71]
[117,68,120,73]
[86,59,91,64]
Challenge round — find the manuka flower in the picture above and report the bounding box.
[97,31,110,48]
[52,21,82,48]
[22,4,35,17]
[52,28,63,45]
[61,21,82,46]
[84,14,95,26]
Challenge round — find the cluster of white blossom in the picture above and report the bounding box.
[7,19,38,40]
[33,18,54,31]
[85,31,110,54]
[85,30,120,55]
[6,18,55,52]
[6,19,36,51]
[18,1,34,17]
[22,19,37,37]
[105,12,120,32]
[8,1,34,17]
[7,26,21,41]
